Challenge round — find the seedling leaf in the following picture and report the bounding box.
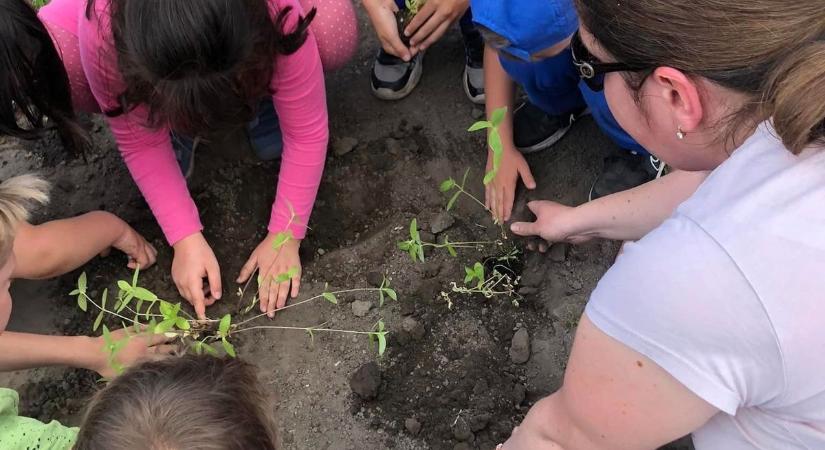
[219,314,231,337]
[131,267,140,287]
[439,178,456,193]
[468,120,492,132]
[117,280,132,292]
[384,288,397,301]
[446,191,461,211]
[322,292,338,304]
[131,287,157,301]
[175,317,190,330]
[93,309,105,332]
[272,231,294,250]
[490,107,507,127]
[377,333,387,356]
[76,293,87,312]
[222,338,236,357]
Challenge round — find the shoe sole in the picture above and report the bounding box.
[516,121,575,154]
[463,66,486,105]
[371,56,424,101]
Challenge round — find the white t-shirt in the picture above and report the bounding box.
[586,122,825,450]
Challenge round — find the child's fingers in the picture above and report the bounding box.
[503,187,515,222]
[415,20,451,52]
[205,260,222,301]
[188,278,208,319]
[266,281,280,318]
[404,3,435,37]
[276,280,290,310]
[290,274,300,299]
[237,255,258,284]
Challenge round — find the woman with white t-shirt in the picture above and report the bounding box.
[501,1,825,449]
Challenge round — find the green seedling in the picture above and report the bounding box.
[397,218,498,263]
[72,265,400,374]
[405,0,425,15]
[468,106,508,185]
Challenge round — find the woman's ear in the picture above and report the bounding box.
[649,67,704,133]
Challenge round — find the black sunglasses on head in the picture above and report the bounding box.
[570,31,651,92]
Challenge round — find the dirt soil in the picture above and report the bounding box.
[0,10,694,450]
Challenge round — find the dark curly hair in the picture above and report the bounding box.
[87,0,315,137]
[0,0,89,155]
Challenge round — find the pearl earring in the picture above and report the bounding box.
[676,126,686,140]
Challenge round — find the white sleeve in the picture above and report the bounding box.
[585,214,785,415]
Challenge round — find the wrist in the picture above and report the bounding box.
[69,335,104,372]
[173,231,204,251]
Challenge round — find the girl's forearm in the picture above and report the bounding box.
[0,332,100,372]
[566,170,710,242]
[13,211,126,280]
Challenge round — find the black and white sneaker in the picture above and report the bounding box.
[463,32,485,104]
[370,49,423,101]
[588,151,665,201]
[513,102,586,154]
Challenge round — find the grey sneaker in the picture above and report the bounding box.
[513,103,586,154]
[370,49,423,101]
[463,32,485,104]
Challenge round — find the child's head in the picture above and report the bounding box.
[0,0,89,154]
[74,355,278,450]
[98,0,315,138]
[0,174,49,331]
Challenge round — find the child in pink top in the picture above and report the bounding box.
[78,0,329,319]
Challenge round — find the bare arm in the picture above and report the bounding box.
[511,170,710,243]
[12,211,157,280]
[0,330,174,378]
[501,315,718,449]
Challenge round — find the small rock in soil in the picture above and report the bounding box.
[405,418,422,435]
[420,261,442,278]
[453,419,474,442]
[471,107,485,120]
[351,300,373,318]
[511,383,527,406]
[549,243,568,263]
[430,212,455,234]
[469,413,491,432]
[366,271,384,287]
[517,286,538,296]
[332,136,359,156]
[509,328,531,364]
[386,138,403,155]
[568,278,583,292]
[402,317,426,341]
[349,362,381,400]
[400,298,416,316]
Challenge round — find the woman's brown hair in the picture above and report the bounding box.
[73,356,277,450]
[575,0,825,154]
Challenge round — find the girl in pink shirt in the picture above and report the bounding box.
[78,0,332,319]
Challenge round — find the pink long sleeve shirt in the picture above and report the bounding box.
[77,0,329,244]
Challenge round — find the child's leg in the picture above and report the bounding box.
[299,0,358,72]
[578,83,647,155]
[247,98,284,161]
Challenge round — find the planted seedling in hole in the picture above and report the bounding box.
[441,247,523,309]
[398,218,499,263]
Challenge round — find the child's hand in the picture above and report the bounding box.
[237,235,301,318]
[406,0,470,51]
[510,201,593,245]
[87,329,176,378]
[172,233,222,319]
[111,223,158,270]
[485,145,536,223]
[363,0,412,60]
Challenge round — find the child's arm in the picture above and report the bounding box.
[484,45,536,223]
[12,211,157,280]
[511,170,710,243]
[0,330,174,378]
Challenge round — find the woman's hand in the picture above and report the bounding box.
[110,222,158,270]
[86,329,176,378]
[485,145,536,223]
[362,0,412,60]
[172,232,222,319]
[237,235,302,318]
[405,0,470,51]
[510,200,594,245]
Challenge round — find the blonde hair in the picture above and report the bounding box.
[575,0,825,154]
[73,356,278,450]
[0,174,49,258]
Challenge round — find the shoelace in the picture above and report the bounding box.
[650,156,667,179]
